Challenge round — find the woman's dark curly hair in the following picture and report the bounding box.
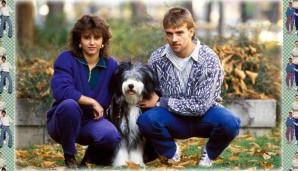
[68,15,112,59]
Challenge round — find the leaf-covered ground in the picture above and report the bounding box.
[16,128,280,170]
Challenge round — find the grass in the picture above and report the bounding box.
[16,128,280,170]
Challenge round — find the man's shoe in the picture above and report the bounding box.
[198,145,214,167]
[64,153,77,169]
[158,143,180,164]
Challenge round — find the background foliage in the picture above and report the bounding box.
[17,18,281,121]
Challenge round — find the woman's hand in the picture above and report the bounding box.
[91,100,104,120]
[78,95,104,120]
[139,92,159,108]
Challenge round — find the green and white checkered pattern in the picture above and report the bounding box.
[283,0,298,170]
[0,0,15,170]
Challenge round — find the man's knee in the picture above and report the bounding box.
[137,109,158,134]
[221,114,241,140]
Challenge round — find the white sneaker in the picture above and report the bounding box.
[198,145,214,167]
[168,143,180,162]
[3,86,6,90]
[3,140,6,144]
[3,31,6,35]
[296,141,298,145]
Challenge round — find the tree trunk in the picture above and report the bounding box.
[16,1,35,46]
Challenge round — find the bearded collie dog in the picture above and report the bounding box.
[109,62,159,167]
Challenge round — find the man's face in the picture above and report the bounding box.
[2,112,5,117]
[290,58,293,64]
[295,42,298,48]
[1,2,5,7]
[164,23,194,57]
[296,153,298,159]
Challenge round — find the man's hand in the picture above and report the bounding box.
[139,92,159,108]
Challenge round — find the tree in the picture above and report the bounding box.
[16,1,35,46]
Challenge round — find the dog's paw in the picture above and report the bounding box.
[112,160,127,168]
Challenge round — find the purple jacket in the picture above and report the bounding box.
[47,51,118,119]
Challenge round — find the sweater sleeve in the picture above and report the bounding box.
[51,52,82,102]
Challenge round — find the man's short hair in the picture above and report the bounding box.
[163,7,195,39]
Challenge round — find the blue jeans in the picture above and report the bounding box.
[0,72,12,94]
[296,9,298,31]
[0,16,12,38]
[47,99,121,164]
[137,106,241,160]
[295,64,298,87]
[0,15,6,31]
[0,126,12,148]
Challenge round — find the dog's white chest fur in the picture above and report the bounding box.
[120,106,141,137]
[112,105,145,167]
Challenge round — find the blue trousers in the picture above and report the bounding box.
[0,15,5,31]
[0,16,12,38]
[47,99,121,164]
[0,72,12,94]
[137,106,241,160]
[0,126,12,148]
[295,64,298,87]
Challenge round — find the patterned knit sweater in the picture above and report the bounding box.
[148,39,224,117]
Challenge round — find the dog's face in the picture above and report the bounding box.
[122,77,144,105]
[111,62,158,105]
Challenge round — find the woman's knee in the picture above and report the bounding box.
[56,99,81,118]
[93,125,121,149]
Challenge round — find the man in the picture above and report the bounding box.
[292,41,298,91]
[286,112,295,144]
[138,7,240,167]
[286,58,295,90]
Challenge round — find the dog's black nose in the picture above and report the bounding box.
[128,84,134,90]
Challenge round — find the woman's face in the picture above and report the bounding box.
[80,29,103,58]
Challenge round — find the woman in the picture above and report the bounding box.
[47,15,120,168]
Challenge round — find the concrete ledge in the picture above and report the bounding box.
[226,99,276,128]
[16,126,52,148]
